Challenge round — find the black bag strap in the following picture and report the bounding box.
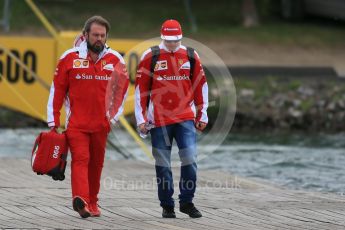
[147,46,195,109]
[150,46,160,76]
[147,46,160,109]
[186,47,195,80]
[150,46,195,78]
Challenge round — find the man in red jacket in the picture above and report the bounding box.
[47,16,129,218]
[135,19,208,218]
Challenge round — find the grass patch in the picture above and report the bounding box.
[197,21,345,46]
[287,80,302,91]
[2,0,344,46]
[299,99,314,112]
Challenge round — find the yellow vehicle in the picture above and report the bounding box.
[0,33,142,125]
[0,0,153,158]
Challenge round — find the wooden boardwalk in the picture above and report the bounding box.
[1,158,345,229]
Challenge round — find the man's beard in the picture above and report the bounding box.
[87,40,105,54]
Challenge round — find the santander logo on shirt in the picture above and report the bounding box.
[156,75,190,81]
[75,73,111,81]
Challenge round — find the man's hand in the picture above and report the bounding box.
[138,123,148,134]
[195,121,207,132]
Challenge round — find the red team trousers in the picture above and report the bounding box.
[67,127,109,204]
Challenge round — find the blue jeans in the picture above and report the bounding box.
[150,120,197,207]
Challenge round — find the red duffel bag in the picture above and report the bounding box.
[31,130,68,181]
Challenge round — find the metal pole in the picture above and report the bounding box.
[1,0,10,32]
[25,0,59,40]
[184,0,198,33]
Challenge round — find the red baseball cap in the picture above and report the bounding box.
[161,19,183,41]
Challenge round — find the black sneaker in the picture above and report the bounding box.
[179,203,202,218]
[162,206,176,218]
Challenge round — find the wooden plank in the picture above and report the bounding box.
[1,158,345,229]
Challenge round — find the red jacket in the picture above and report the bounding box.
[135,42,208,127]
[47,41,129,132]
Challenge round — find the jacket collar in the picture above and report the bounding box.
[159,41,181,53]
[77,40,108,61]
